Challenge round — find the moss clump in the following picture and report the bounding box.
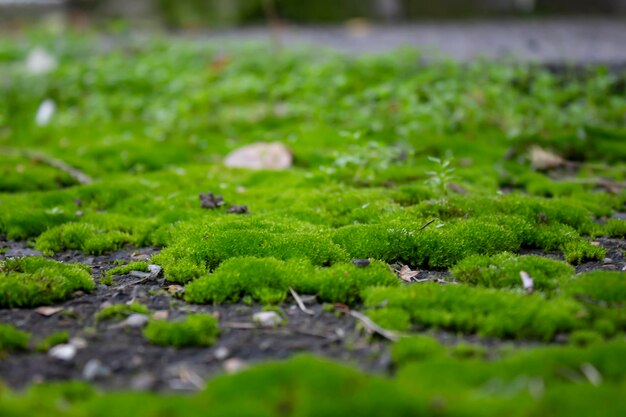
[391,335,445,365]
[604,219,626,238]
[155,218,349,283]
[0,257,94,308]
[95,303,149,322]
[333,216,529,268]
[0,324,30,353]
[365,283,583,340]
[564,271,626,305]
[568,330,604,347]
[451,343,487,359]
[105,261,149,281]
[562,241,606,265]
[36,331,69,352]
[35,223,134,256]
[365,308,411,332]
[451,252,575,292]
[143,314,220,347]
[184,257,399,305]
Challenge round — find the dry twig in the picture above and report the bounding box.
[289,287,315,315]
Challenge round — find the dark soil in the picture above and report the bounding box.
[0,237,624,392]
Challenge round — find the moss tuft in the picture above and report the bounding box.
[143,314,220,347]
[95,303,149,321]
[105,261,149,281]
[0,257,94,308]
[451,252,575,291]
[36,331,69,352]
[184,257,399,305]
[365,283,584,340]
[562,241,607,265]
[0,324,30,353]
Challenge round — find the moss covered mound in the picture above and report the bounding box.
[0,257,94,308]
[143,314,220,347]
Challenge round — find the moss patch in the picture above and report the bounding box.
[365,283,584,340]
[143,314,220,347]
[184,257,399,305]
[451,252,575,291]
[0,324,30,354]
[95,303,149,322]
[0,257,94,308]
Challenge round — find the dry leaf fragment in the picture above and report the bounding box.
[153,310,169,320]
[397,265,419,282]
[224,142,292,170]
[168,285,184,295]
[35,306,64,317]
[520,271,534,293]
[529,146,565,171]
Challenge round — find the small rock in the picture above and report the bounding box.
[611,213,626,220]
[199,192,225,209]
[48,344,77,361]
[129,270,151,279]
[224,142,292,170]
[351,259,370,268]
[35,99,56,126]
[131,373,157,390]
[82,359,111,381]
[148,264,162,277]
[119,314,149,328]
[69,337,88,349]
[25,47,57,75]
[227,205,249,214]
[213,346,230,361]
[603,258,614,264]
[252,311,283,327]
[153,310,169,320]
[5,248,43,257]
[223,358,247,374]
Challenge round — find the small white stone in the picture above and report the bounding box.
[121,313,149,328]
[148,264,162,277]
[35,99,56,126]
[223,358,247,374]
[214,346,230,361]
[48,344,77,361]
[252,311,283,327]
[69,337,88,349]
[25,47,57,75]
[82,359,111,381]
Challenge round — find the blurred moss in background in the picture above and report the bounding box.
[4,0,626,28]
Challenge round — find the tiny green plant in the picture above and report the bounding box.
[425,155,457,196]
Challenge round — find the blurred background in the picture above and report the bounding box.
[2,0,626,28]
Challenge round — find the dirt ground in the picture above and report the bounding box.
[0,237,624,391]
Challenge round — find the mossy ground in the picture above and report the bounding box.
[0,28,625,415]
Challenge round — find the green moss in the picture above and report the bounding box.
[95,303,149,322]
[0,323,30,353]
[391,335,445,365]
[143,314,220,347]
[604,219,626,238]
[185,257,398,305]
[451,252,575,292]
[568,330,604,347]
[365,283,584,340]
[365,308,411,332]
[0,257,94,308]
[155,218,349,283]
[562,241,606,265]
[564,271,626,306]
[35,331,69,352]
[105,261,149,281]
[451,343,487,359]
[35,223,134,256]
